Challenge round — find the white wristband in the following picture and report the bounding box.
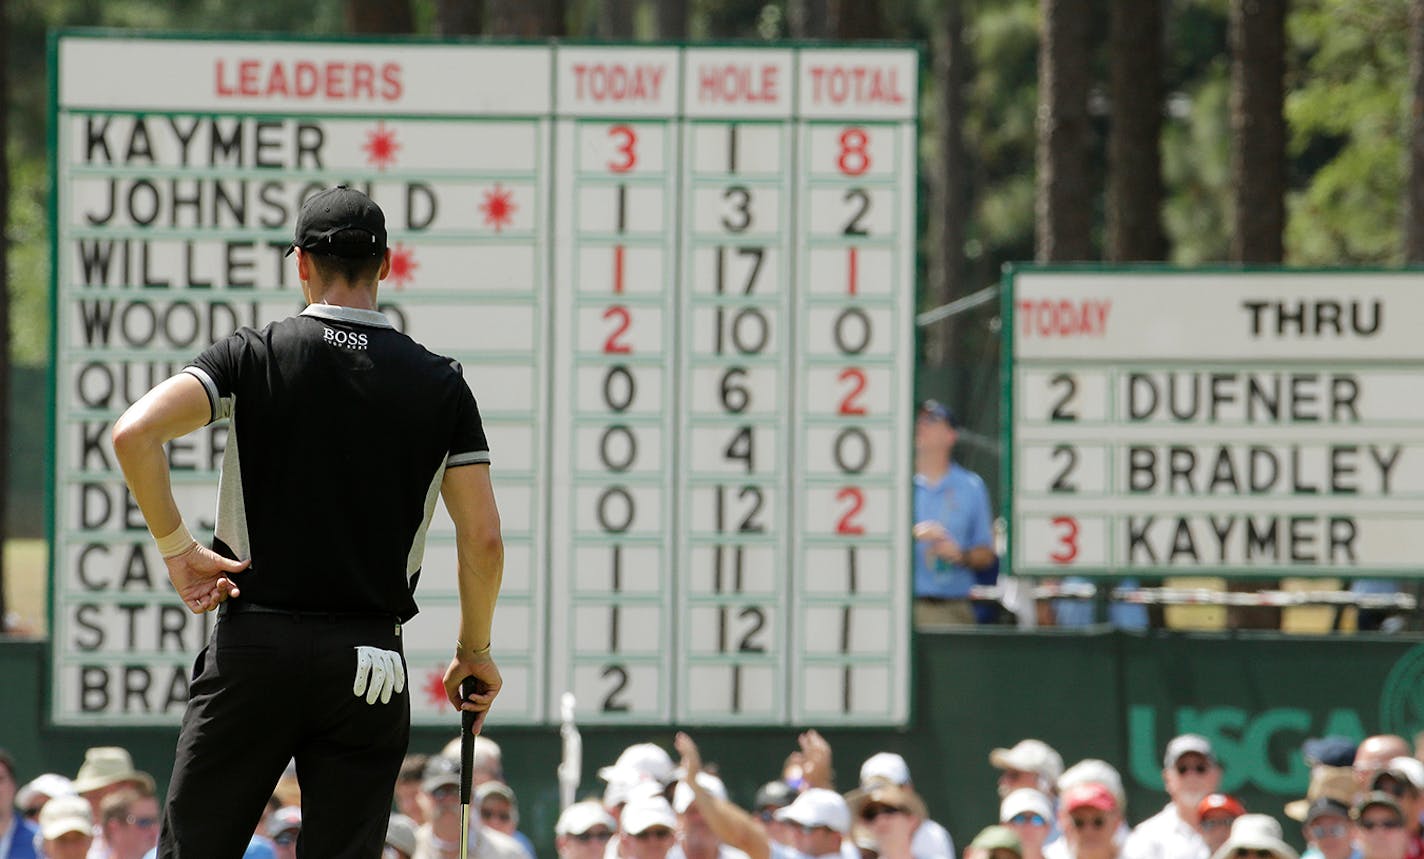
[155,522,198,558]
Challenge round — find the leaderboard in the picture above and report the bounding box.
[51,36,916,727]
[1008,269,1424,577]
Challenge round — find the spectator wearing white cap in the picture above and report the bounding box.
[0,749,40,859]
[992,742,1065,799]
[1207,815,1297,859]
[1122,736,1220,859]
[387,813,419,859]
[558,801,617,859]
[1371,759,1424,859]
[856,753,955,859]
[671,773,750,859]
[16,772,75,826]
[441,736,506,788]
[1053,759,1132,859]
[621,796,679,859]
[1002,790,1055,859]
[37,796,93,859]
[673,733,848,859]
[476,782,536,859]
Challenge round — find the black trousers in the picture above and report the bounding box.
[158,606,410,859]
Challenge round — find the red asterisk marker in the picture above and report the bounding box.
[389,244,418,290]
[479,184,517,233]
[424,669,448,707]
[362,122,401,171]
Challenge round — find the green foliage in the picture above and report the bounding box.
[1285,0,1411,264]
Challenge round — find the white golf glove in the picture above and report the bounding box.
[353,646,406,705]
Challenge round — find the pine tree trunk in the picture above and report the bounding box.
[1036,0,1095,261]
[829,0,884,39]
[1405,0,1424,261]
[346,0,414,33]
[925,3,970,368]
[1229,0,1286,263]
[655,0,686,38]
[435,0,483,35]
[599,0,636,38]
[1106,0,1165,261]
[487,0,564,36]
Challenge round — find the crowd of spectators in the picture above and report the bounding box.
[5,731,1424,859]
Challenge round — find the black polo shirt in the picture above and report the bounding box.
[183,304,490,621]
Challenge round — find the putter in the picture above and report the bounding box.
[459,676,478,859]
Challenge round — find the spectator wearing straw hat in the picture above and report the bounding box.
[1207,815,1297,859]
[1123,736,1220,859]
[70,750,154,820]
[855,753,954,859]
[848,782,948,859]
[992,741,1065,800]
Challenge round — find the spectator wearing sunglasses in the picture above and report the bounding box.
[1354,793,1412,859]
[847,782,944,859]
[1370,759,1424,859]
[754,782,797,848]
[1002,789,1054,859]
[619,796,680,859]
[559,802,618,859]
[1058,785,1123,859]
[412,756,526,859]
[1123,735,1220,859]
[1297,796,1358,859]
[855,753,954,859]
[1206,815,1297,859]
[93,788,159,859]
[477,782,535,859]
[1193,796,1245,856]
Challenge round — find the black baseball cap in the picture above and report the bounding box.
[286,184,387,258]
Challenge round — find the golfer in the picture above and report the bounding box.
[112,185,504,858]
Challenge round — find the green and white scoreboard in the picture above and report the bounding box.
[50,35,917,726]
[1006,269,1424,578]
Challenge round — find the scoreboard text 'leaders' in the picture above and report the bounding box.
[50,35,917,728]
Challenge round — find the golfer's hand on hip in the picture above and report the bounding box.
[444,648,502,735]
[165,544,250,614]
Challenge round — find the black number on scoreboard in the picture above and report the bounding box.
[724,426,755,472]
[715,246,766,295]
[1049,444,1078,493]
[603,365,636,412]
[600,664,631,712]
[721,186,752,233]
[1049,373,1078,421]
[842,188,871,236]
[720,367,750,414]
[714,485,766,533]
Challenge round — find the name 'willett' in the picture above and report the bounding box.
[71,115,432,348]
[1118,298,1394,566]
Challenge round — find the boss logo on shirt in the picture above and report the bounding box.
[323,327,369,351]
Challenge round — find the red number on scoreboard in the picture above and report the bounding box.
[1048,516,1079,564]
[837,368,868,415]
[609,125,638,173]
[602,306,632,354]
[835,487,865,535]
[837,128,871,176]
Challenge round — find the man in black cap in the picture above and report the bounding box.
[912,399,996,626]
[112,185,505,857]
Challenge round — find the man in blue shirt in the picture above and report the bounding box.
[913,400,997,626]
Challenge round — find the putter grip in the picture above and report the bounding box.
[460,676,478,804]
